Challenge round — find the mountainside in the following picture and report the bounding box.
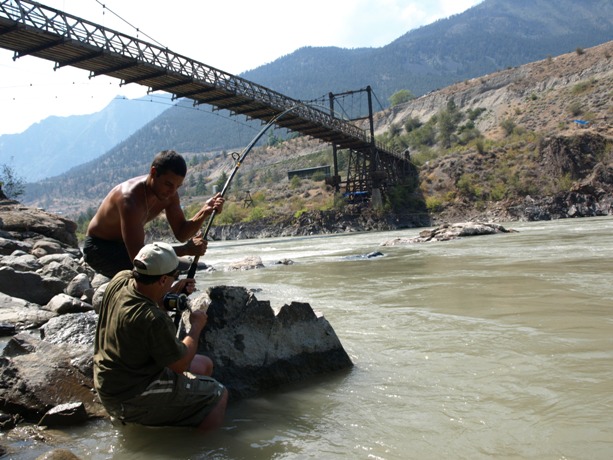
[0,94,170,182]
[243,0,613,99]
[187,40,613,239]
[148,40,613,241]
[16,0,613,217]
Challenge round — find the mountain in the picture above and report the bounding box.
[17,0,613,214]
[0,93,171,182]
[242,0,613,100]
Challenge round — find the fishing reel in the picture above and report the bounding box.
[163,293,190,312]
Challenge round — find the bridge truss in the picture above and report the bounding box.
[0,0,415,202]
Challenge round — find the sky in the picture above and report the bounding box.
[0,0,483,136]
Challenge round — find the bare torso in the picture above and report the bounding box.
[86,168,216,262]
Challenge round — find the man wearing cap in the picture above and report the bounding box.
[93,241,228,432]
[83,149,224,279]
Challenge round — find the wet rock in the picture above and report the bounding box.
[0,411,21,430]
[275,258,294,265]
[0,333,105,422]
[36,448,82,460]
[0,323,16,337]
[38,402,88,427]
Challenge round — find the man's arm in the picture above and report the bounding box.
[166,193,224,244]
[167,310,206,374]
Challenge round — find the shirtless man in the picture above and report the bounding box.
[83,150,224,279]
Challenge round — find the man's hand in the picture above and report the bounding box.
[171,277,196,295]
[205,193,224,214]
[189,309,207,333]
[183,232,208,256]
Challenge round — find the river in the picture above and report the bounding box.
[7,217,613,459]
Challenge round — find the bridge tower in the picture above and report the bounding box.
[329,87,415,207]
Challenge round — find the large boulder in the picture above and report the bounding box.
[0,333,105,423]
[0,267,66,305]
[0,203,78,248]
[194,286,353,400]
[0,292,57,331]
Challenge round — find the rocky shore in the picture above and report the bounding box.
[0,199,353,458]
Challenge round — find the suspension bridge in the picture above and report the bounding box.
[0,0,415,203]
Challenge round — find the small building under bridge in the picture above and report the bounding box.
[287,165,331,181]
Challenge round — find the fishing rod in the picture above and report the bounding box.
[185,104,301,280]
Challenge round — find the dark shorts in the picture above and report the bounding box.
[101,368,225,428]
[83,235,132,279]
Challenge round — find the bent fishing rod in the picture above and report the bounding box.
[185,104,301,280]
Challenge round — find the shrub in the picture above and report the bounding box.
[500,118,516,137]
[425,195,445,212]
[389,89,416,107]
[290,175,301,189]
[568,101,583,116]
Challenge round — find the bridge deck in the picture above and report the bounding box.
[0,0,402,158]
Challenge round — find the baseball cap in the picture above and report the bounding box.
[133,242,191,276]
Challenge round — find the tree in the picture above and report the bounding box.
[0,163,25,200]
[388,89,416,107]
[215,171,228,191]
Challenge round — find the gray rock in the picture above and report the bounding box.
[225,256,265,271]
[0,333,106,422]
[0,253,42,271]
[91,282,109,314]
[198,286,353,399]
[65,273,91,299]
[0,291,57,330]
[44,294,93,315]
[91,273,110,290]
[0,237,31,256]
[0,266,66,305]
[0,203,78,247]
[40,311,96,347]
[31,239,64,258]
[37,253,79,267]
[37,261,79,285]
[381,221,516,246]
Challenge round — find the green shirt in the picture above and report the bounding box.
[93,270,186,402]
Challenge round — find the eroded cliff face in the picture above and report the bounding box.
[420,132,613,224]
[376,41,613,140]
[365,41,613,225]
